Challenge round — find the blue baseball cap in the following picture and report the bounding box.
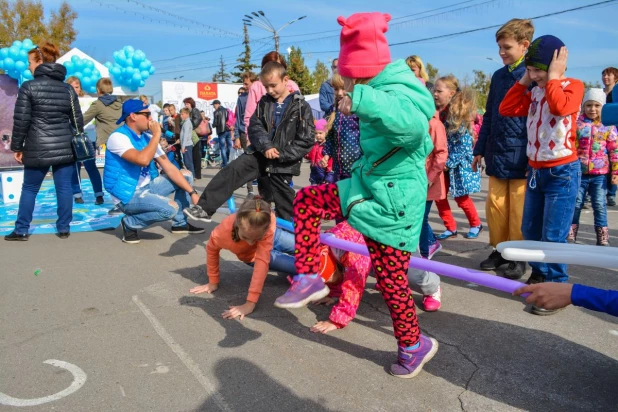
[117,99,150,125]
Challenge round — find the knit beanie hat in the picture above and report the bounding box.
[525,35,566,72]
[337,12,391,79]
[583,88,606,106]
[315,119,328,132]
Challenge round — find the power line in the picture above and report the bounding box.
[389,0,618,47]
[157,0,503,62]
[152,0,618,77]
[274,0,504,49]
[277,0,487,39]
[124,0,240,38]
[90,0,234,38]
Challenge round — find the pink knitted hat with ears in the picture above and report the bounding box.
[315,119,328,132]
[337,12,392,79]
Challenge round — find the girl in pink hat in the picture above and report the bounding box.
[305,119,334,184]
[275,12,439,378]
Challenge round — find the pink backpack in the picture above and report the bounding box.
[226,108,236,129]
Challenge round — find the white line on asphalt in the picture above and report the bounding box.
[132,295,232,412]
[0,360,87,407]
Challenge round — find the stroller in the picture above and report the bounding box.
[203,137,222,168]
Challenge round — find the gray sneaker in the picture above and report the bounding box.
[183,205,212,223]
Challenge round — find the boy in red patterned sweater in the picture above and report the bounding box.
[500,35,584,316]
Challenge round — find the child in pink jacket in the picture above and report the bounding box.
[310,221,443,334]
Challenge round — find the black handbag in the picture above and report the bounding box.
[67,86,95,162]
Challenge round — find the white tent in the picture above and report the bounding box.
[56,48,133,96]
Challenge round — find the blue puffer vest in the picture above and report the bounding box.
[473,62,529,179]
[103,125,159,204]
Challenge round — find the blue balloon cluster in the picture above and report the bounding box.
[0,38,35,82]
[105,46,155,92]
[63,55,101,94]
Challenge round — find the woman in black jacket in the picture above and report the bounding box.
[5,42,83,241]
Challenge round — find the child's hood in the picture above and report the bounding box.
[368,59,435,121]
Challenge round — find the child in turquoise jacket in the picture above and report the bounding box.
[274,12,438,379]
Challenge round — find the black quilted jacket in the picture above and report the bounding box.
[473,63,528,179]
[11,63,83,167]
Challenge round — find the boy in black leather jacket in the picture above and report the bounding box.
[184,61,315,221]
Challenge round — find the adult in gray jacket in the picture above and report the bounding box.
[6,42,83,241]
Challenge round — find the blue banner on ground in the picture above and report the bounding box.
[0,179,121,235]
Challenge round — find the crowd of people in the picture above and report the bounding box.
[3,13,618,378]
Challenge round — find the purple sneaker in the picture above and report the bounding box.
[274,275,330,309]
[390,335,439,378]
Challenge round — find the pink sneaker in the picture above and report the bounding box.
[427,241,442,260]
[422,287,442,312]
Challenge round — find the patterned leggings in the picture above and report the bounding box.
[293,184,420,346]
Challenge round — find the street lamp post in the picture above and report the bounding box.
[243,11,306,53]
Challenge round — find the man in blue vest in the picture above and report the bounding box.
[104,99,204,244]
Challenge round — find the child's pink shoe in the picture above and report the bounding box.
[422,287,442,312]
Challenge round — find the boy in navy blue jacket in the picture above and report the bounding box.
[472,18,534,279]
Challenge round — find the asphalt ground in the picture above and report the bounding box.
[1,163,617,411]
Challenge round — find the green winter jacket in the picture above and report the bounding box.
[336,59,436,252]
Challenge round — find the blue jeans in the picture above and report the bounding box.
[182,145,195,176]
[246,227,296,274]
[218,131,232,167]
[269,227,296,274]
[118,174,192,230]
[607,173,616,197]
[522,161,580,282]
[419,201,437,258]
[15,163,74,234]
[573,174,607,227]
[71,160,103,198]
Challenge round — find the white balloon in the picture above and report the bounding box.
[497,241,618,269]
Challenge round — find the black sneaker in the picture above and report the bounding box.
[74,197,84,204]
[525,273,545,285]
[171,223,205,234]
[503,261,526,279]
[121,218,140,244]
[57,232,70,239]
[108,205,124,216]
[183,205,212,222]
[480,250,508,271]
[95,196,104,205]
[608,196,616,207]
[531,305,564,316]
[4,231,29,241]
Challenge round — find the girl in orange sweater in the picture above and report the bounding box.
[189,198,294,319]
[499,35,584,315]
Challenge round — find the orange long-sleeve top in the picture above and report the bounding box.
[499,78,585,169]
[206,213,277,303]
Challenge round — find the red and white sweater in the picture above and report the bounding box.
[499,78,585,169]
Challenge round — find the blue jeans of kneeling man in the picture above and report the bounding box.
[117,173,193,230]
[521,161,580,283]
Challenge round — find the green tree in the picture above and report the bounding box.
[47,1,77,54]
[287,46,313,95]
[583,80,602,89]
[426,62,439,82]
[212,55,231,83]
[0,0,77,54]
[471,69,491,110]
[230,24,257,82]
[310,59,329,94]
